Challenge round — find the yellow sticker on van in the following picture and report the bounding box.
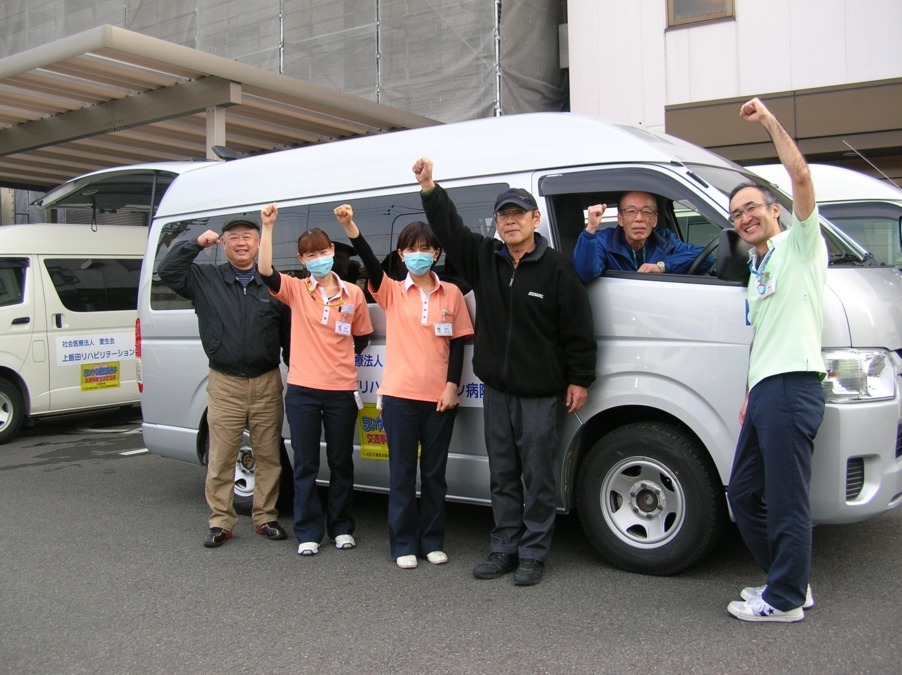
[81,362,121,390]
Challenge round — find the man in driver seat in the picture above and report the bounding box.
[572,191,713,282]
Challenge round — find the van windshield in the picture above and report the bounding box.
[686,163,875,266]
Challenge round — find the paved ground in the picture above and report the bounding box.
[1,408,899,673]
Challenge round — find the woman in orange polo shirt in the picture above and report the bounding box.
[335,204,474,570]
[258,203,373,557]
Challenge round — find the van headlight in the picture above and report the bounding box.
[821,349,896,403]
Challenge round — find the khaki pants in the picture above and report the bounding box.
[205,368,284,530]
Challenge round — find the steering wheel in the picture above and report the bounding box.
[686,235,719,275]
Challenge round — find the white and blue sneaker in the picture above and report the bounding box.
[728,595,804,623]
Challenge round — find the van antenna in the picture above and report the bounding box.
[841,139,901,189]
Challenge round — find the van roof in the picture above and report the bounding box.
[0,224,148,256]
[748,163,902,203]
[155,112,739,219]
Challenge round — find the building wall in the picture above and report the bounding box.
[568,0,902,132]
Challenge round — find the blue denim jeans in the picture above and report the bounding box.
[728,372,825,611]
[285,385,357,544]
[381,395,458,558]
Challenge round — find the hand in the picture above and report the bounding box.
[586,204,606,233]
[412,157,435,191]
[565,384,588,414]
[436,383,460,412]
[333,204,359,237]
[738,392,749,426]
[739,97,773,126]
[637,262,662,274]
[260,202,278,228]
[196,229,220,248]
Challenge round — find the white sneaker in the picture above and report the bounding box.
[396,555,418,569]
[334,534,356,550]
[740,583,815,610]
[727,596,804,623]
[297,541,319,556]
[426,550,448,565]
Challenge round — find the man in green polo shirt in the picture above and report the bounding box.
[725,97,827,623]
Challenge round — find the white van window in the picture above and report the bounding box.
[820,203,902,268]
[0,259,27,307]
[44,258,141,312]
[152,183,506,310]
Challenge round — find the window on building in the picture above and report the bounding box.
[667,0,735,27]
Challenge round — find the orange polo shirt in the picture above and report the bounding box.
[272,272,373,391]
[372,273,474,402]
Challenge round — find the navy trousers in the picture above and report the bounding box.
[381,395,457,558]
[482,385,563,563]
[728,372,825,611]
[286,385,357,544]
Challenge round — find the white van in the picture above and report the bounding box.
[749,163,902,268]
[136,113,902,574]
[0,224,147,443]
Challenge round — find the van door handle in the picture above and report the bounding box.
[53,313,62,328]
[11,317,30,325]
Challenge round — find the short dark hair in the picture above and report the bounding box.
[729,182,778,205]
[396,220,440,252]
[617,191,658,210]
[296,228,332,255]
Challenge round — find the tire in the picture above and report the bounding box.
[203,430,293,517]
[577,421,726,575]
[0,379,25,445]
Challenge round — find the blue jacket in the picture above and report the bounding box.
[572,226,713,283]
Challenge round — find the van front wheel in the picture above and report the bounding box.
[0,379,25,445]
[577,422,725,575]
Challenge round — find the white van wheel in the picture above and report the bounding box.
[577,421,726,575]
[0,379,25,445]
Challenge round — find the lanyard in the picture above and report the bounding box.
[629,245,646,270]
[748,248,775,296]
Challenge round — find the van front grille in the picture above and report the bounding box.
[895,423,901,459]
[846,458,865,501]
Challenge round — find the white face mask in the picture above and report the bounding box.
[304,254,334,278]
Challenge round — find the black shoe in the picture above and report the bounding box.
[513,559,545,586]
[473,552,518,579]
[255,521,287,540]
[203,527,232,548]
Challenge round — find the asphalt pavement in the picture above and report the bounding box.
[0,408,899,674]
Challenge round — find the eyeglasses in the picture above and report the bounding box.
[730,202,774,222]
[620,207,657,220]
[494,208,532,222]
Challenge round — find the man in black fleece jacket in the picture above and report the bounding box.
[413,157,597,586]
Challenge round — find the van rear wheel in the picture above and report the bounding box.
[0,379,25,445]
[577,421,726,575]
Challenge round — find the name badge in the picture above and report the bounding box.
[757,277,776,299]
[434,322,453,336]
[335,321,351,336]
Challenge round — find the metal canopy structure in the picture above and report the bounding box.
[0,24,439,191]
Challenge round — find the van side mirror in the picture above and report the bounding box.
[716,229,752,283]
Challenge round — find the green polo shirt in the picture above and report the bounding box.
[746,207,827,391]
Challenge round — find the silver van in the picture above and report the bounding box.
[0,224,147,443]
[137,113,902,574]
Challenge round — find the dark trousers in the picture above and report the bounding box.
[728,372,825,611]
[483,385,563,562]
[381,395,458,558]
[285,385,357,543]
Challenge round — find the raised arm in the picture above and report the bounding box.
[334,204,385,292]
[258,202,278,276]
[740,98,814,221]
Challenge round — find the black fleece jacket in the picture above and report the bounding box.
[158,240,290,377]
[420,185,596,397]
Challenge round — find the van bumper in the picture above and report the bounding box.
[810,397,902,524]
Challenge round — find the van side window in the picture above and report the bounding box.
[44,258,141,312]
[0,258,27,307]
[151,184,505,310]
